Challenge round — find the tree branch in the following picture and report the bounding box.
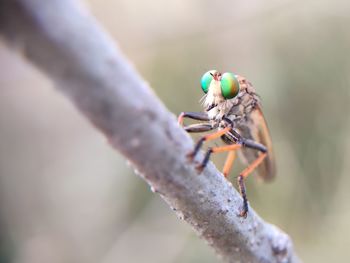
[0,0,300,262]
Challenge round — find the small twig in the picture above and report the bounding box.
[0,0,300,262]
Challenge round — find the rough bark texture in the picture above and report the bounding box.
[0,0,300,262]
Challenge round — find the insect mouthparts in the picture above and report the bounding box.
[206,104,216,111]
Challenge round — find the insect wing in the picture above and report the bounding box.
[239,106,276,181]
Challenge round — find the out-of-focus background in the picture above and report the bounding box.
[1,0,350,262]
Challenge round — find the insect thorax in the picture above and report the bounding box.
[207,88,260,128]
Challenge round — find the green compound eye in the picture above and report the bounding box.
[200,70,217,93]
[220,72,240,99]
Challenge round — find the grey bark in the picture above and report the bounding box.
[0,0,300,262]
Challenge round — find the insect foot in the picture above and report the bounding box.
[195,164,205,174]
[187,137,206,162]
[186,151,196,162]
[238,207,248,218]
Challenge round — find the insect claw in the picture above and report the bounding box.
[195,164,205,173]
[238,209,248,218]
[186,151,196,162]
[238,203,248,218]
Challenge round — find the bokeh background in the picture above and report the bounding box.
[1,0,350,262]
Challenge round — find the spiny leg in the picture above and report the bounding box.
[237,152,267,218]
[223,151,236,178]
[188,127,232,162]
[178,112,209,126]
[196,144,241,173]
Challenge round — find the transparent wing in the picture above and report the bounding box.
[238,106,276,181]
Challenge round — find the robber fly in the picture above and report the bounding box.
[178,70,275,217]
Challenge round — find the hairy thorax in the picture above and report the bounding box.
[205,77,260,130]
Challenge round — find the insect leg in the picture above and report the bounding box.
[187,127,231,161]
[222,151,236,178]
[183,123,214,133]
[241,138,267,153]
[196,144,241,172]
[237,153,267,218]
[178,112,209,126]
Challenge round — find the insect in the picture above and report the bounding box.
[178,70,275,217]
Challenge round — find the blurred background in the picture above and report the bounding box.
[1,0,350,262]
